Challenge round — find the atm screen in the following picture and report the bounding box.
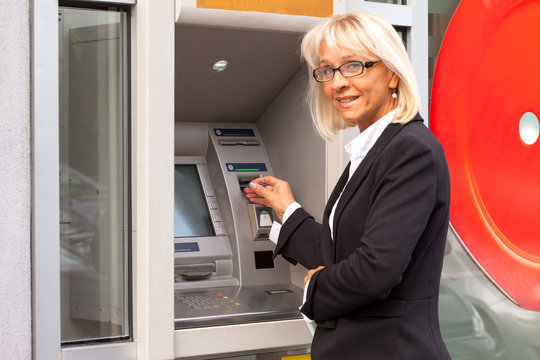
[174,165,215,238]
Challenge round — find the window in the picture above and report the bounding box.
[58,5,130,343]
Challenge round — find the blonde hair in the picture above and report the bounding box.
[301,11,421,140]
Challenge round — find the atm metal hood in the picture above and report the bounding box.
[174,23,306,123]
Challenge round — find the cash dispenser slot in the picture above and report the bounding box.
[176,263,216,281]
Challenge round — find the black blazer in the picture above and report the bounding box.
[275,114,451,359]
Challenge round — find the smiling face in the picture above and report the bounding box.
[319,40,399,132]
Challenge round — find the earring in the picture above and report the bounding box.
[392,90,397,99]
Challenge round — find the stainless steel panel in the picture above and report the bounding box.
[175,284,303,329]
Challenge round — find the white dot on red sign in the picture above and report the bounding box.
[519,112,539,145]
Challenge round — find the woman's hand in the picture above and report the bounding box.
[243,176,295,222]
[304,266,325,290]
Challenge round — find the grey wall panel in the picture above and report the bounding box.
[257,68,326,224]
[257,67,326,287]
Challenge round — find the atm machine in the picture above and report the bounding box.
[173,118,321,359]
[174,123,304,329]
[171,6,331,358]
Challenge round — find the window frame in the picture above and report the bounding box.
[32,1,62,358]
[32,0,169,359]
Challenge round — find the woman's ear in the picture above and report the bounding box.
[389,72,399,90]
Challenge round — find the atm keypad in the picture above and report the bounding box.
[175,293,240,310]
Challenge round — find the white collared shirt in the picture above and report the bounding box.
[328,109,395,239]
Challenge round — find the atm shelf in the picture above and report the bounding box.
[174,284,304,329]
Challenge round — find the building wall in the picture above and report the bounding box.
[0,1,32,359]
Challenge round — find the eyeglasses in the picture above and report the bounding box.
[312,60,381,83]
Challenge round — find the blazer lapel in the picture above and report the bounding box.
[324,162,351,220]
[332,116,423,236]
[319,163,350,264]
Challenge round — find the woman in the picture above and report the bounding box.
[245,11,451,359]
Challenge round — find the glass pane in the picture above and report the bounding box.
[174,165,215,238]
[59,6,129,343]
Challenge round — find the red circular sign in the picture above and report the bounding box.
[431,0,540,311]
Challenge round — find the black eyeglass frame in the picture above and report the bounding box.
[312,60,381,83]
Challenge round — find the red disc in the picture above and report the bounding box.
[431,0,540,310]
